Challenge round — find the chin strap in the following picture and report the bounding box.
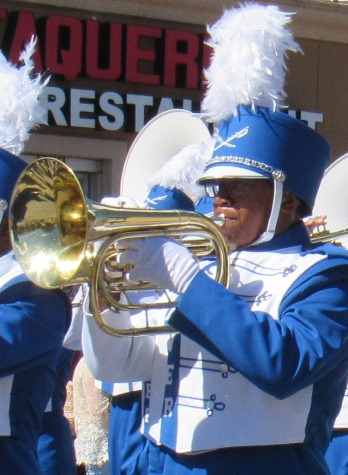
[250,178,284,247]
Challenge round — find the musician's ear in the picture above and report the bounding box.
[280,190,301,215]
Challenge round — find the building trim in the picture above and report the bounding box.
[9,0,348,43]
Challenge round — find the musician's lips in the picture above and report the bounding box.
[215,209,237,225]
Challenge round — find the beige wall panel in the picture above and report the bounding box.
[286,38,320,112]
[317,42,348,160]
[278,36,348,162]
[9,0,348,43]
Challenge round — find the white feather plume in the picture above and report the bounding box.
[0,36,49,155]
[202,3,302,122]
[146,138,215,204]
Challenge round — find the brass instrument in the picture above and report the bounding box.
[310,228,348,245]
[9,157,230,336]
[311,152,348,248]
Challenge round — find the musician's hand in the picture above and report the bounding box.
[303,215,327,235]
[117,237,200,294]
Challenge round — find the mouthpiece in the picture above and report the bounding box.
[213,214,226,227]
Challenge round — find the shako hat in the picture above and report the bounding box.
[199,105,330,212]
[198,4,330,216]
[0,149,27,220]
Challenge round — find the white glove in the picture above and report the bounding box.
[101,196,140,208]
[117,237,200,294]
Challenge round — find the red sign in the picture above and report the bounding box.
[0,8,209,88]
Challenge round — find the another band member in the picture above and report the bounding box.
[0,38,73,475]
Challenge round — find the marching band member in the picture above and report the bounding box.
[96,188,197,475]
[0,40,72,474]
[325,387,348,475]
[84,119,213,475]
[38,345,77,475]
[39,284,89,475]
[304,214,348,475]
[305,159,348,475]
[83,5,348,475]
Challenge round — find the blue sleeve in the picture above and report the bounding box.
[170,261,348,399]
[0,280,71,377]
[50,347,75,411]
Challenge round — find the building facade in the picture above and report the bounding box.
[2,0,347,201]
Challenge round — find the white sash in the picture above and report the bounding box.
[146,248,327,452]
[0,253,24,432]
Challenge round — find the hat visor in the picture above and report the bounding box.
[197,164,266,185]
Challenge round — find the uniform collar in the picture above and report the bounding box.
[246,222,310,252]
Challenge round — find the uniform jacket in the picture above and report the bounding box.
[83,223,348,474]
[0,251,71,474]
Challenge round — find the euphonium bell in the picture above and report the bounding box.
[9,157,230,336]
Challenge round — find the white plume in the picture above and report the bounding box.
[146,138,215,204]
[0,36,49,155]
[202,3,302,122]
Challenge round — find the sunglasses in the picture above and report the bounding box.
[205,180,269,200]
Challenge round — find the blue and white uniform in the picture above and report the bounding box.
[95,380,146,475]
[325,388,348,475]
[37,346,77,475]
[0,251,71,475]
[64,283,148,475]
[84,289,171,475]
[83,223,348,475]
[322,236,348,475]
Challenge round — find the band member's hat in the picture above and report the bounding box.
[197,3,331,213]
[194,196,214,218]
[144,185,195,211]
[102,186,195,211]
[0,148,27,217]
[198,105,330,211]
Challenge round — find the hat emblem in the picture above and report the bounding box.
[144,194,168,207]
[214,126,249,152]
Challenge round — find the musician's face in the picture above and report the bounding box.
[213,179,274,249]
